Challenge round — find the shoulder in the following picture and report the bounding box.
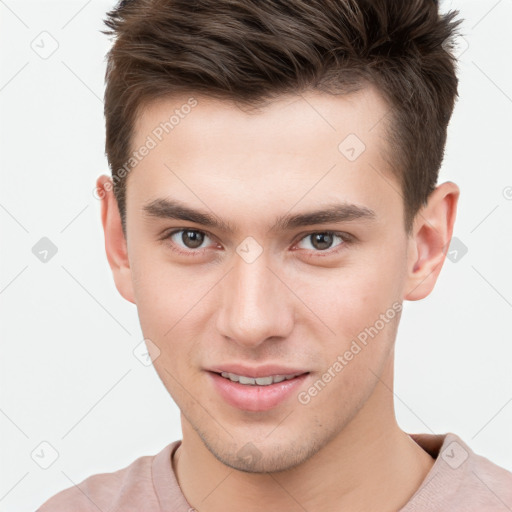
[407,432,512,511]
[457,443,512,509]
[36,444,174,511]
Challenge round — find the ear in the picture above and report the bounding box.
[404,181,460,301]
[96,175,136,304]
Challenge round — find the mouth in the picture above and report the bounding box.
[211,370,309,386]
[206,370,311,411]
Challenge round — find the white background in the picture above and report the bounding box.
[1,0,511,510]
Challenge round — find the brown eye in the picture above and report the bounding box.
[310,233,334,250]
[297,232,343,251]
[165,228,214,253]
[180,230,205,249]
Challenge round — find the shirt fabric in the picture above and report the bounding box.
[37,431,512,511]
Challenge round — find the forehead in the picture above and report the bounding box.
[127,86,401,231]
[134,85,391,158]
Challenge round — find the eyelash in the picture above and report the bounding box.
[161,228,354,259]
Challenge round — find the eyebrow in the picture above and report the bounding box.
[142,198,376,233]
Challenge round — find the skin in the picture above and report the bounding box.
[96,85,459,512]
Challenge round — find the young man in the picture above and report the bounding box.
[38,0,512,510]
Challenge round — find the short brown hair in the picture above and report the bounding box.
[103,0,462,236]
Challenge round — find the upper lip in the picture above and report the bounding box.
[206,364,309,378]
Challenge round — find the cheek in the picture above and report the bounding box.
[301,246,405,373]
[129,249,214,368]
[305,257,403,337]
[130,244,194,327]
[299,287,400,415]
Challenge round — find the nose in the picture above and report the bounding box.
[215,248,294,348]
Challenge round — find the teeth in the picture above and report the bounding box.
[220,372,302,386]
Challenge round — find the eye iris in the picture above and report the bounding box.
[182,230,204,249]
[311,233,333,250]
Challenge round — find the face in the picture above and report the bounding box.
[99,86,453,473]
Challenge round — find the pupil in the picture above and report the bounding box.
[182,230,204,249]
[312,233,332,250]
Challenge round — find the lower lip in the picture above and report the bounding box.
[207,371,309,412]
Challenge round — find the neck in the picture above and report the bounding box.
[172,356,435,512]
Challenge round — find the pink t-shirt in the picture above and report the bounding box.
[37,432,512,511]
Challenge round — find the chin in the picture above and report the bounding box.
[200,431,322,474]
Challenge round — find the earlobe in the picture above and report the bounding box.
[96,175,136,305]
[404,181,460,301]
